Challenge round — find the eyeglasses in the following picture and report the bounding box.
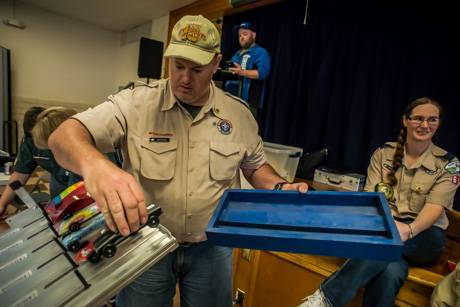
[407,115,440,126]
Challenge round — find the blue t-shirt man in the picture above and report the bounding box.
[225,22,270,114]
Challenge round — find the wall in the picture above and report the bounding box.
[0,2,120,104]
[0,1,170,142]
[0,1,120,140]
[113,14,170,88]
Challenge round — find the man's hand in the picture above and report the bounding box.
[83,158,147,236]
[280,182,309,193]
[229,63,242,75]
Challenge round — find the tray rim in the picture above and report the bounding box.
[206,189,403,261]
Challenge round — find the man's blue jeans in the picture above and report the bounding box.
[116,241,233,307]
[321,224,445,307]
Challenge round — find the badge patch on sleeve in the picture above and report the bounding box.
[375,182,394,201]
[452,175,459,185]
[445,160,460,174]
[217,119,233,135]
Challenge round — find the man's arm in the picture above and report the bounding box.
[48,119,147,236]
[229,63,260,80]
[229,48,270,80]
[242,163,308,192]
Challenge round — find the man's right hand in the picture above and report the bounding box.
[82,158,147,236]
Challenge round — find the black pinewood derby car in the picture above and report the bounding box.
[88,203,162,263]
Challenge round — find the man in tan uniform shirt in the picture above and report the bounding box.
[49,15,307,307]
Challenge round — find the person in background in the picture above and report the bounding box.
[48,14,307,307]
[225,21,270,118]
[298,97,459,307]
[431,261,460,306]
[0,106,80,218]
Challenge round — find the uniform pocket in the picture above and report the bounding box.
[140,139,177,180]
[209,142,241,181]
[409,180,433,212]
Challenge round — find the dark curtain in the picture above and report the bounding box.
[222,0,460,175]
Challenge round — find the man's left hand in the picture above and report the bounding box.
[280,182,309,193]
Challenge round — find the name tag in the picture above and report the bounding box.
[149,137,170,143]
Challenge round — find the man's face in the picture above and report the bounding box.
[169,55,221,106]
[238,29,255,49]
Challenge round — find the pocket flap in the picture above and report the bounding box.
[210,142,240,157]
[410,181,432,194]
[141,138,177,154]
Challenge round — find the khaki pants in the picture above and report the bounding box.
[431,263,460,307]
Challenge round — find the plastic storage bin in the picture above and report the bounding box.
[240,142,303,188]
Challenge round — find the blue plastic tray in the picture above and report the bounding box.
[206,190,403,261]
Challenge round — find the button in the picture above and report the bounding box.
[188,192,193,196]
[187,214,192,219]
[187,232,192,235]
[215,108,220,113]
[189,167,194,172]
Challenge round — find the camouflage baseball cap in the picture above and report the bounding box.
[164,15,221,65]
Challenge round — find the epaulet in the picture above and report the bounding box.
[380,142,396,149]
[431,145,449,159]
[224,91,249,108]
[115,80,159,94]
[134,80,160,89]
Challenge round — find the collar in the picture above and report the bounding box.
[161,80,227,120]
[161,80,177,112]
[239,43,258,56]
[405,143,437,171]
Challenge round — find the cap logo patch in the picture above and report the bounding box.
[179,24,206,43]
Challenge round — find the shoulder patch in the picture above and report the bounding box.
[224,91,249,108]
[444,156,460,174]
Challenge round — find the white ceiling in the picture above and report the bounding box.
[17,0,196,31]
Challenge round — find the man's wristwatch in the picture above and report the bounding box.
[273,182,288,190]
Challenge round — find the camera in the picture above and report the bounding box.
[225,61,234,70]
